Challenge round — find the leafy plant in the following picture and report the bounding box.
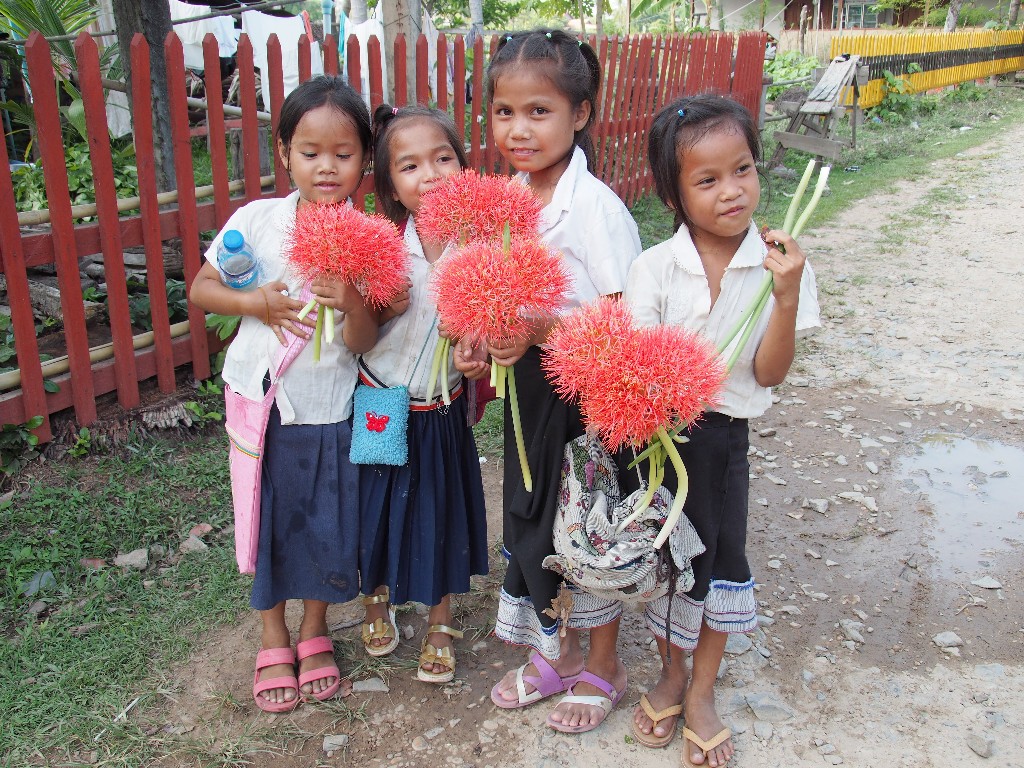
[765,50,819,101]
[206,313,241,341]
[10,141,138,212]
[0,415,43,478]
[869,63,922,123]
[67,426,91,458]
[129,279,190,331]
[946,81,984,103]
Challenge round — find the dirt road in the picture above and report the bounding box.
[155,122,1024,768]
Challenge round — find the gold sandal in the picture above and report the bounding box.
[361,588,399,658]
[417,624,463,684]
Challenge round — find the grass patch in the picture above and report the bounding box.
[472,399,504,458]
[0,434,247,764]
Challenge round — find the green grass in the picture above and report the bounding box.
[0,434,247,764]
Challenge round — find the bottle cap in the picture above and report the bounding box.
[223,229,244,252]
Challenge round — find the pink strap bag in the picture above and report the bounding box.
[224,287,311,574]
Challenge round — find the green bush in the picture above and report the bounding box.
[11,141,138,213]
[765,50,819,100]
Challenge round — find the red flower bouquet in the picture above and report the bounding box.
[287,202,409,361]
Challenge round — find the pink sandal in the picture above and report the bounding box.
[253,647,300,713]
[297,636,343,702]
[490,652,582,709]
[546,669,627,734]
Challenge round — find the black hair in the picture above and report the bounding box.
[487,29,601,170]
[276,75,372,160]
[370,104,470,222]
[648,94,762,231]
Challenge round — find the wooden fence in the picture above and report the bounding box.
[0,29,766,442]
[829,28,1024,108]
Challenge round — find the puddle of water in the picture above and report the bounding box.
[899,434,1024,577]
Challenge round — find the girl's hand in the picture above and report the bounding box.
[762,229,806,310]
[437,318,451,340]
[453,334,491,380]
[379,280,412,324]
[488,335,532,368]
[259,281,315,345]
[312,278,366,315]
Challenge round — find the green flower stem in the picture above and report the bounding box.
[617,448,665,532]
[653,426,689,550]
[439,337,452,406]
[783,158,816,232]
[312,305,324,363]
[489,358,499,388]
[507,364,532,493]
[324,307,335,345]
[297,298,317,321]
[717,272,774,355]
[426,334,446,403]
[726,281,772,372]
[627,423,686,470]
[792,165,832,238]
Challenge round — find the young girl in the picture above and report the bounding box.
[190,76,378,713]
[356,105,489,684]
[474,29,642,734]
[625,95,820,766]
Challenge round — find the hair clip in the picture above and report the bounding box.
[677,108,686,118]
[392,107,399,115]
[505,34,513,42]
[545,31,552,39]
[578,40,583,47]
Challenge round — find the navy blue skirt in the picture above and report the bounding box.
[250,404,361,610]
[359,393,489,606]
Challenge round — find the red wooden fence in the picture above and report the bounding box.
[0,29,766,442]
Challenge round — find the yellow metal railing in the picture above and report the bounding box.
[829,29,1024,108]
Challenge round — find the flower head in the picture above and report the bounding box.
[544,298,726,450]
[287,202,409,308]
[431,238,571,346]
[416,170,542,246]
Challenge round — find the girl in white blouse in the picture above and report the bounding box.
[356,105,489,685]
[190,77,378,713]
[625,95,820,767]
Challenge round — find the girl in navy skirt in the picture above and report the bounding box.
[190,77,377,712]
[357,105,488,684]
[624,95,820,766]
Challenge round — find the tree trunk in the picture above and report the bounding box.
[468,0,484,48]
[381,0,421,104]
[112,0,176,191]
[350,0,368,25]
[1009,0,1021,25]
[944,0,966,31]
[595,0,604,37]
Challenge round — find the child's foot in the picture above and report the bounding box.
[421,602,456,678]
[491,649,584,706]
[361,587,398,656]
[296,631,339,698]
[682,687,734,767]
[254,624,297,710]
[547,658,627,732]
[632,673,687,747]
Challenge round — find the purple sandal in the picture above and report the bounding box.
[546,669,626,734]
[490,652,582,709]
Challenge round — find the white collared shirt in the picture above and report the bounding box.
[625,222,821,419]
[204,191,359,425]
[358,217,461,399]
[519,146,642,305]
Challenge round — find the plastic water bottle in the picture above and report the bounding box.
[217,229,259,290]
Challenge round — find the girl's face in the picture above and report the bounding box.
[278,103,366,206]
[678,126,760,249]
[490,67,590,185]
[388,120,462,215]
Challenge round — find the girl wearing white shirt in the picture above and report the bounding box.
[479,30,642,735]
[357,105,488,685]
[624,95,820,767]
[190,77,378,712]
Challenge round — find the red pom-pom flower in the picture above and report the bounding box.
[544,298,727,549]
[430,238,571,347]
[416,170,542,246]
[287,202,409,309]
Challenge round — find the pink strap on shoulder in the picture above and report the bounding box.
[269,283,313,382]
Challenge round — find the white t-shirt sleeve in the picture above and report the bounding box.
[795,259,822,336]
[584,207,643,297]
